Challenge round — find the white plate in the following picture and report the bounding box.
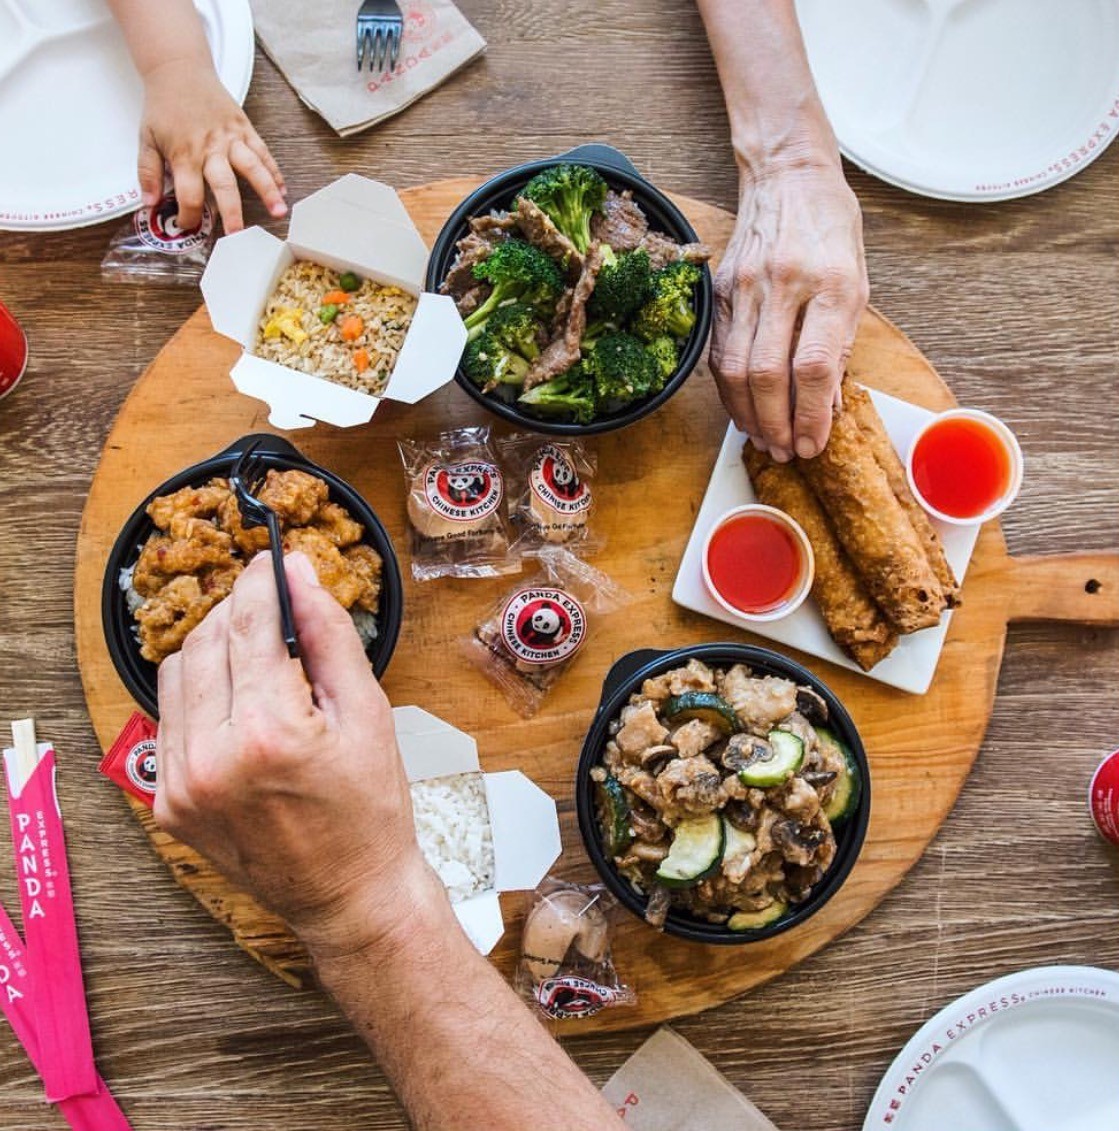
[796,0,1119,202]
[865,966,1119,1131]
[0,0,254,231]
[671,388,980,695]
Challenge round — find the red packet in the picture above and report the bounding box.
[98,713,158,808]
[0,903,132,1130]
[3,731,97,1101]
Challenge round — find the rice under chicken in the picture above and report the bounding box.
[253,261,417,396]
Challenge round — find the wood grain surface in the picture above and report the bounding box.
[72,180,1119,1033]
[2,4,1118,1128]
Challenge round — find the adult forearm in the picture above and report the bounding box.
[106,0,213,77]
[309,872,623,1131]
[695,0,839,180]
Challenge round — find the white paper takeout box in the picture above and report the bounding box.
[201,175,466,430]
[393,706,562,955]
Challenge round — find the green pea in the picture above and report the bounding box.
[318,303,340,324]
[339,271,361,292]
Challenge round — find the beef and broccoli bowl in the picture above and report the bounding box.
[576,644,870,944]
[426,146,714,436]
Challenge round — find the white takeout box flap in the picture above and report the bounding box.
[200,176,466,431]
[392,707,562,956]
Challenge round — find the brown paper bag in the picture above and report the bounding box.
[250,0,486,136]
[602,1027,781,1130]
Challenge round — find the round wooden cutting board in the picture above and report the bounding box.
[74,178,1119,1033]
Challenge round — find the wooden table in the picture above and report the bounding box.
[1,5,1117,1127]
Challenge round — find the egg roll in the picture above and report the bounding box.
[797,405,947,634]
[844,381,961,608]
[742,442,897,670]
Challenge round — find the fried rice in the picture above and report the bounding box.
[253,261,417,396]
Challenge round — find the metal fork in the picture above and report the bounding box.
[356,0,403,73]
[229,442,300,659]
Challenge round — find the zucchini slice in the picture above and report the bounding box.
[817,726,862,824]
[596,775,633,857]
[728,901,789,931]
[736,730,804,787]
[655,814,724,888]
[662,692,741,735]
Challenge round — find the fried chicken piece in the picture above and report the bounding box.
[133,527,236,597]
[259,469,329,526]
[146,479,231,531]
[342,543,382,613]
[313,501,364,548]
[135,575,220,664]
[282,527,364,609]
[216,493,271,555]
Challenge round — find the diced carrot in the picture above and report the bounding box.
[339,314,365,342]
[323,289,350,305]
[353,348,370,373]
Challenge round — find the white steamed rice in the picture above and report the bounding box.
[410,772,494,903]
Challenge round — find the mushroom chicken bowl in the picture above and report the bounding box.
[578,646,869,943]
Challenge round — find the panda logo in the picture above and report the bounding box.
[125,739,158,794]
[133,191,212,252]
[531,445,590,513]
[426,460,502,521]
[501,588,587,664]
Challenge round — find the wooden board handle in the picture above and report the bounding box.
[1003,552,1119,626]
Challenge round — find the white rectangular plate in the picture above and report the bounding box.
[672,388,981,695]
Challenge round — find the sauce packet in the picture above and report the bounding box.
[497,434,602,557]
[98,713,158,807]
[517,877,635,1021]
[100,176,215,286]
[398,425,520,581]
[464,547,630,716]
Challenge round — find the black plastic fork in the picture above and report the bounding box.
[229,441,300,658]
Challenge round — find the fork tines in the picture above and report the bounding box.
[356,2,403,73]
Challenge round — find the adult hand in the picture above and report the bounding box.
[138,58,287,233]
[155,551,433,959]
[709,161,868,461]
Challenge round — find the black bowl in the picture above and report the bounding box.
[102,434,404,718]
[575,643,871,944]
[425,143,714,436]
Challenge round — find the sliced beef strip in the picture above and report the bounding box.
[455,284,490,317]
[469,212,517,237]
[590,189,648,252]
[441,231,503,299]
[639,230,712,271]
[523,243,607,390]
[513,197,584,279]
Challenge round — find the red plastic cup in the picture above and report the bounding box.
[0,299,28,400]
[1089,748,1119,847]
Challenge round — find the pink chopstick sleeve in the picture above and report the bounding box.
[0,901,133,1131]
[4,744,98,1101]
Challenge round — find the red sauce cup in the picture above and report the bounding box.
[0,299,28,401]
[702,504,814,622]
[1089,748,1119,848]
[906,408,1023,525]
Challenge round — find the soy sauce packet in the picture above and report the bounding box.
[464,547,630,716]
[399,425,520,581]
[517,877,635,1021]
[101,176,215,286]
[498,434,602,557]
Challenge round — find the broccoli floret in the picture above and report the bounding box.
[588,247,653,319]
[462,330,530,389]
[631,260,702,342]
[486,302,542,361]
[518,163,608,254]
[465,240,564,338]
[645,335,679,386]
[584,331,658,410]
[517,365,597,425]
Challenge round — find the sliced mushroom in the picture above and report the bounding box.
[644,885,672,930]
[771,819,828,866]
[795,685,829,726]
[802,770,837,789]
[721,732,773,774]
[638,743,678,775]
[628,802,668,843]
[723,799,760,832]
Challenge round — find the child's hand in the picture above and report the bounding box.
[139,58,287,233]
